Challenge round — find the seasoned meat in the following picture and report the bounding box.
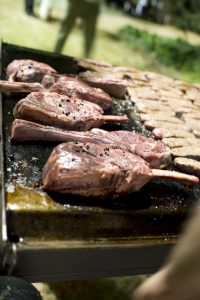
[42,142,198,198]
[50,76,112,110]
[0,78,112,111]
[6,59,57,83]
[79,76,127,98]
[90,128,171,168]
[153,128,194,139]
[11,119,171,168]
[13,92,127,131]
[1,74,113,111]
[174,157,200,177]
[172,147,200,160]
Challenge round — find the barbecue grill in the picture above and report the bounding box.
[0,42,197,283]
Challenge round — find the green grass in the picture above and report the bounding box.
[0,0,200,83]
[118,25,200,82]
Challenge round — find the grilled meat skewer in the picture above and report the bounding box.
[6,59,127,100]
[0,77,112,111]
[13,92,128,131]
[42,142,198,198]
[4,59,113,110]
[11,119,170,168]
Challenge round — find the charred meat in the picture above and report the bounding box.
[42,142,198,198]
[13,92,127,131]
[11,119,170,168]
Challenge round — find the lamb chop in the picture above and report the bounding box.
[3,59,114,110]
[50,76,112,110]
[13,92,128,131]
[79,70,128,98]
[11,119,171,168]
[6,59,57,84]
[42,142,198,198]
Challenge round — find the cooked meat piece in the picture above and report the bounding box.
[50,76,112,110]
[172,147,200,160]
[13,92,127,131]
[0,80,44,93]
[153,128,194,139]
[174,157,200,177]
[79,76,127,98]
[11,119,83,142]
[162,137,194,149]
[11,120,171,169]
[0,79,111,111]
[42,142,198,198]
[144,120,188,131]
[90,128,171,168]
[1,74,113,111]
[6,59,57,83]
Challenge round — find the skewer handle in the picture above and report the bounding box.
[102,115,128,124]
[152,169,199,185]
[0,80,44,93]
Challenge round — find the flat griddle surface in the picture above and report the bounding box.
[2,43,199,243]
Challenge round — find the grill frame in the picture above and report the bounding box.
[0,42,192,281]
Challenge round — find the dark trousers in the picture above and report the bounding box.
[25,0,34,14]
[54,0,100,57]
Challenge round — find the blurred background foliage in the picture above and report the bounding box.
[1,0,200,83]
[111,0,200,34]
[118,25,200,78]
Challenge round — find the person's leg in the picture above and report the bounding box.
[54,1,78,53]
[25,0,34,15]
[83,3,100,57]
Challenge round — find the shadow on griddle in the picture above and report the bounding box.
[46,180,198,212]
[46,189,151,211]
